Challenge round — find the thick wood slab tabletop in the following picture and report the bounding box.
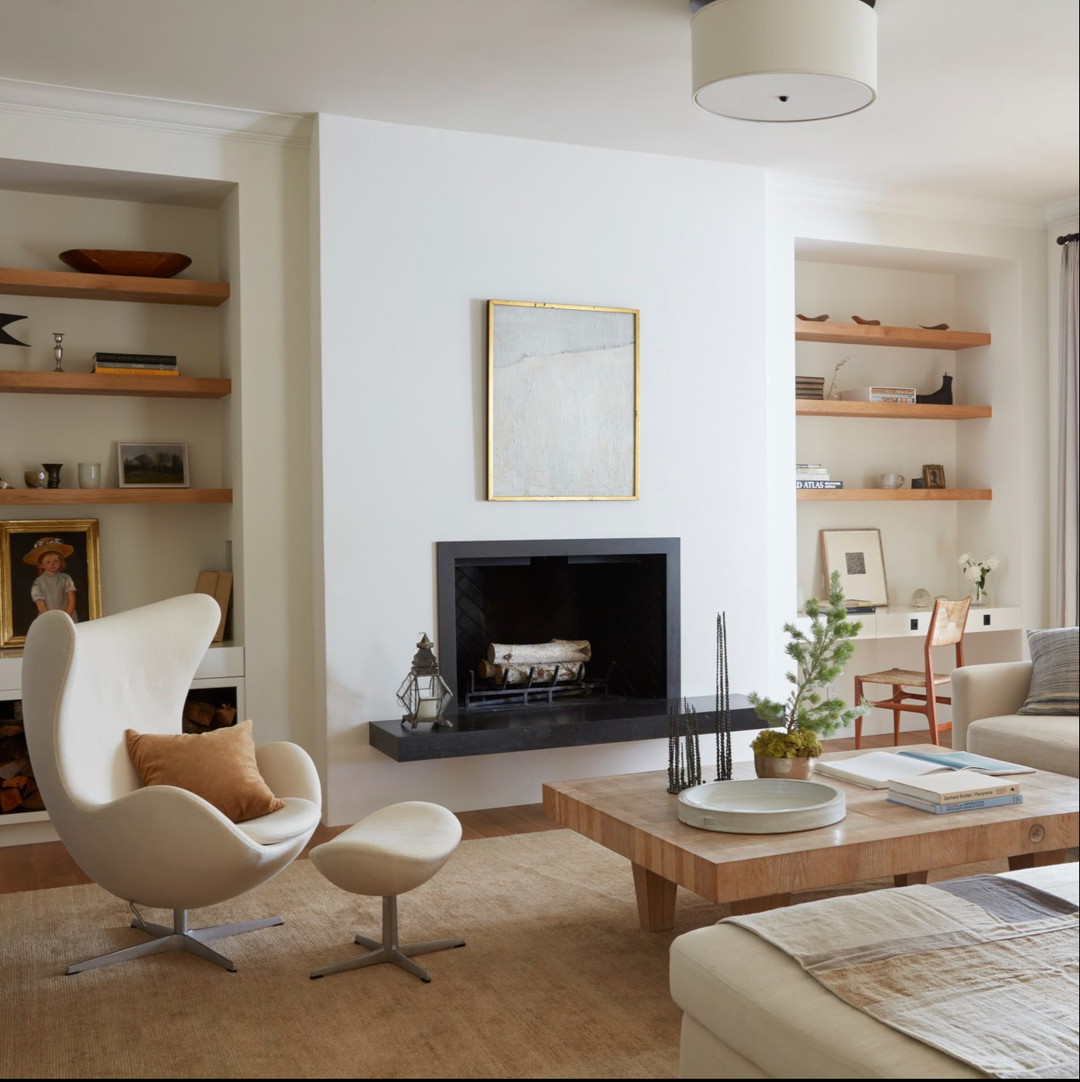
[542,745,1078,929]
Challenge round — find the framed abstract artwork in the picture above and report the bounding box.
[487,299,640,500]
[820,527,889,606]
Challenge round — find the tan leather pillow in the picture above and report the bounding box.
[125,719,285,823]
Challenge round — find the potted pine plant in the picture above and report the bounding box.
[747,570,870,779]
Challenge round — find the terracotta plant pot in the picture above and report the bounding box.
[754,754,817,781]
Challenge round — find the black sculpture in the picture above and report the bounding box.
[0,313,29,347]
[916,373,954,405]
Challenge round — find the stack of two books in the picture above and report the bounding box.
[93,352,179,376]
[887,769,1023,814]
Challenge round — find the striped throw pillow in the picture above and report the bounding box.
[1018,627,1079,716]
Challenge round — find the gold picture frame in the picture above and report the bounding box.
[0,519,103,648]
[487,299,640,500]
[922,463,947,489]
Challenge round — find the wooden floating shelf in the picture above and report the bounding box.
[795,320,990,350]
[0,370,230,399]
[0,266,229,307]
[796,488,991,502]
[796,399,991,420]
[0,489,232,505]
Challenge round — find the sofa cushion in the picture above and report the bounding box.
[1018,627,1079,715]
[967,715,1080,778]
[125,719,286,823]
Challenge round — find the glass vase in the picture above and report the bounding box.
[972,582,990,607]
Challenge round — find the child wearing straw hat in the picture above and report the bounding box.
[24,536,78,620]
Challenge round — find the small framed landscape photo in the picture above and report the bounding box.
[0,518,103,647]
[921,463,947,489]
[117,441,190,488]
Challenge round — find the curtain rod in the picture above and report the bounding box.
[1058,232,1079,244]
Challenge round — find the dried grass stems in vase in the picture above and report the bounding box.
[825,353,855,400]
[714,612,732,781]
[667,699,702,794]
[748,570,870,776]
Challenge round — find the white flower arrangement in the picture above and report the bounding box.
[959,552,999,590]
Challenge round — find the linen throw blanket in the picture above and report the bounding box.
[726,874,1079,1079]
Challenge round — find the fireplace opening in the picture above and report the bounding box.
[436,538,680,710]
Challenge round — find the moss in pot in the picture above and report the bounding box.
[748,570,870,779]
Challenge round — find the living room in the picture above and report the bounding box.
[0,2,1076,1077]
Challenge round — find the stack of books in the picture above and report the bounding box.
[795,375,825,400]
[839,385,916,404]
[815,748,1034,792]
[795,463,843,490]
[887,769,1023,814]
[93,352,179,376]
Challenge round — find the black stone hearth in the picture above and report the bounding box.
[368,694,762,762]
[368,537,717,761]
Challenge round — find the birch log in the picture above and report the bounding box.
[477,660,585,686]
[485,639,592,664]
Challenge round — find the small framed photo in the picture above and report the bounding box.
[921,463,946,489]
[0,519,103,648]
[820,527,889,606]
[117,441,190,488]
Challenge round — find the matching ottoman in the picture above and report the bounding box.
[309,800,465,982]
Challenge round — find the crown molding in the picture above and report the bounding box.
[0,77,311,148]
[768,173,1048,230]
[1045,198,1079,229]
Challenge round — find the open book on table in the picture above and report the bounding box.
[815,749,1035,790]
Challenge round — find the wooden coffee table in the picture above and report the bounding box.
[541,745,1079,930]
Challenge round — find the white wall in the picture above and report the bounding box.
[314,115,774,825]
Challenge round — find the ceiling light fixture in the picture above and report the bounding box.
[691,0,878,123]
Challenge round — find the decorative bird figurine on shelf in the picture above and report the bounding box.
[916,373,954,405]
[851,315,881,325]
[919,323,950,330]
[796,313,829,321]
[0,312,30,347]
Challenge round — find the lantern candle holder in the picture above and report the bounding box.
[396,633,454,730]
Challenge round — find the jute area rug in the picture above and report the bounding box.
[0,829,1005,1080]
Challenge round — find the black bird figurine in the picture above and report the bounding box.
[916,373,954,405]
[0,313,29,347]
[851,314,882,325]
[920,323,950,330]
[796,313,830,322]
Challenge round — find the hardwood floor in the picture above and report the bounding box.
[0,731,944,894]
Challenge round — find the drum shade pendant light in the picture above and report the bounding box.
[691,0,878,122]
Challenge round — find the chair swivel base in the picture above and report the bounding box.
[310,894,465,983]
[65,908,284,975]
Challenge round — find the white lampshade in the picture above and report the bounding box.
[692,0,877,122]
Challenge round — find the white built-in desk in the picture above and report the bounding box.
[794,605,1020,640]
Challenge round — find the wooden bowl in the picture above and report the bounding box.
[58,249,193,278]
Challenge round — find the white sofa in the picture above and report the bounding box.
[951,660,1079,778]
[669,864,1078,1079]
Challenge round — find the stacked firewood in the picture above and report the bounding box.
[0,703,44,814]
[478,639,592,686]
[182,698,238,734]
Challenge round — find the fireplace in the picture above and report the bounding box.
[436,536,681,708]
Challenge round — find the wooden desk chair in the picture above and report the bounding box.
[853,597,972,749]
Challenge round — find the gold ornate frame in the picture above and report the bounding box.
[0,518,103,648]
[487,299,640,501]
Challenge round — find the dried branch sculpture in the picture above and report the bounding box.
[667,699,702,794]
[714,612,733,781]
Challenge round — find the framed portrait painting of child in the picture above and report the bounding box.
[0,519,102,648]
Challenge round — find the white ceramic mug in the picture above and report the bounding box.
[879,472,906,489]
[77,462,101,489]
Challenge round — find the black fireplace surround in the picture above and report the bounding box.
[367,537,760,761]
